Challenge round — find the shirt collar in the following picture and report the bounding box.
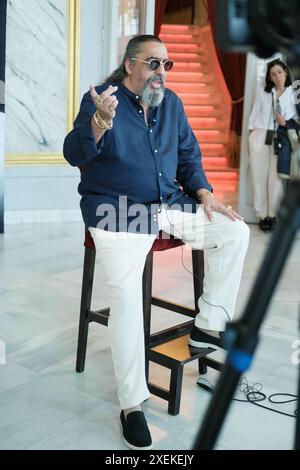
[117,81,161,125]
[118,82,141,103]
[117,81,166,108]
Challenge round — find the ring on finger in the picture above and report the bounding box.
[225,205,232,211]
[96,96,103,106]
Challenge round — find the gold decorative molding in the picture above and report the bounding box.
[5,153,66,166]
[6,0,81,166]
[67,0,81,134]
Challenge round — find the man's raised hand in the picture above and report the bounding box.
[90,84,119,122]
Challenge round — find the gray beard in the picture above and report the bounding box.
[140,78,165,107]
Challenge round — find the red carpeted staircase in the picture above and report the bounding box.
[159,24,239,203]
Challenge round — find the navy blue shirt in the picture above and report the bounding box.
[63,82,212,233]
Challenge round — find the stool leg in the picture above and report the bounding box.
[143,251,153,382]
[192,250,204,313]
[198,358,208,375]
[76,247,96,373]
[168,364,184,415]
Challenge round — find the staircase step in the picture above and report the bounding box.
[167,82,217,94]
[200,143,227,156]
[202,156,229,169]
[164,42,206,53]
[188,117,228,130]
[207,180,238,192]
[159,33,199,44]
[169,52,209,62]
[178,93,223,105]
[195,130,227,143]
[185,105,226,117]
[206,170,239,181]
[160,24,199,34]
[173,62,207,72]
[168,72,214,83]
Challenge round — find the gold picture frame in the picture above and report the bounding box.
[6,0,81,166]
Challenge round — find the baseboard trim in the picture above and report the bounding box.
[4,209,82,224]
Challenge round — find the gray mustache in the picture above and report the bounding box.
[148,75,165,86]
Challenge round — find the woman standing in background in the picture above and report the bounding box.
[248,59,297,232]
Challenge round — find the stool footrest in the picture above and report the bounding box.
[149,334,215,365]
[149,320,193,348]
[148,335,215,415]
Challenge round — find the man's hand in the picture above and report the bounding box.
[199,193,244,222]
[275,111,286,127]
[90,84,119,121]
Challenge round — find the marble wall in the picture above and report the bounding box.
[0,1,6,231]
[5,0,67,154]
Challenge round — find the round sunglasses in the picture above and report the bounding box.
[131,57,174,72]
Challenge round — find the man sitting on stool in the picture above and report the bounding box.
[63,34,249,450]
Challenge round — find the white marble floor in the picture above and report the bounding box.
[0,220,299,450]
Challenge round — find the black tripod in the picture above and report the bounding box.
[193,178,300,450]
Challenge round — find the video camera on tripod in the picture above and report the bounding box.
[217,0,300,179]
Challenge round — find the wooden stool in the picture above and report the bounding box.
[76,230,220,415]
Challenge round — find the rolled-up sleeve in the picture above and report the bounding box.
[63,91,105,167]
[176,100,212,195]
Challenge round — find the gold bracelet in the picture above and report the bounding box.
[94,111,113,129]
[93,110,113,130]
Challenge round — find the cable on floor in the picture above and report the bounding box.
[197,376,297,418]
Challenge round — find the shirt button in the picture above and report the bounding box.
[150,129,153,133]
[135,95,139,99]
[160,196,163,200]
[139,110,143,114]
[158,172,162,176]
[155,150,158,153]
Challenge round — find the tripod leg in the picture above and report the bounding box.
[193,180,300,450]
[294,348,300,450]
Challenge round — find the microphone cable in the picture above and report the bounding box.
[197,376,298,418]
[164,208,232,323]
[163,209,298,418]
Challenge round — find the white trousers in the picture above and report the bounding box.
[249,129,283,219]
[89,205,249,409]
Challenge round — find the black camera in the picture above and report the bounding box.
[265,130,275,146]
[216,0,300,178]
[216,0,300,61]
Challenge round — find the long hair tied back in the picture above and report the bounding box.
[104,35,162,84]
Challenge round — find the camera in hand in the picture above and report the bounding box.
[265,129,275,146]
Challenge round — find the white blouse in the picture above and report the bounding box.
[248,85,298,130]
